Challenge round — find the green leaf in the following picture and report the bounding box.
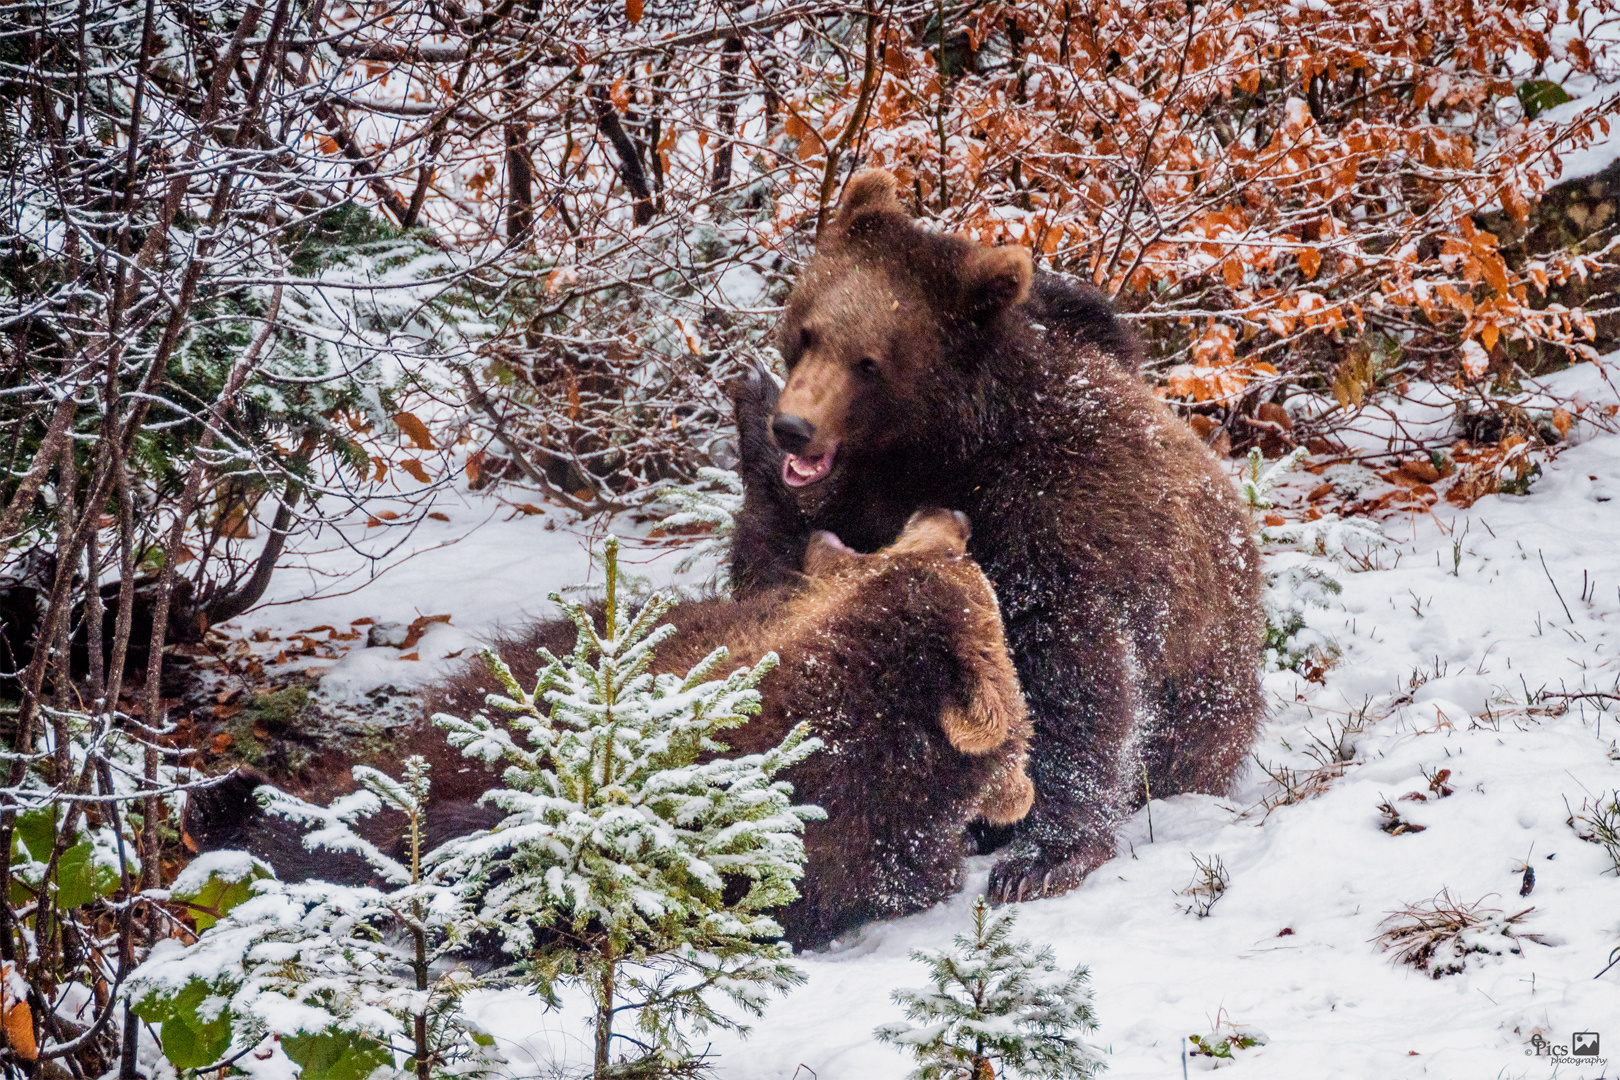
[53,842,100,910]
[1517,79,1572,120]
[282,1027,393,1080]
[134,980,234,1070]
[172,858,274,931]
[15,807,62,863]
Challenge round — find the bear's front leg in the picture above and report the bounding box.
[728,363,812,596]
[986,616,1146,903]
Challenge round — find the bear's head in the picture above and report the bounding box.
[771,170,1034,504]
[801,506,970,578]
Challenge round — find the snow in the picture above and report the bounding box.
[1540,94,1620,183]
[204,360,1620,1079]
[211,483,717,708]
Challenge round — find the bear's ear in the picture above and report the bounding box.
[964,245,1033,320]
[829,170,904,235]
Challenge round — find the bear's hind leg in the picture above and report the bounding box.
[1147,642,1264,798]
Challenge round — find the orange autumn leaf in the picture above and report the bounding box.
[392,412,435,450]
[1298,247,1322,280]
[2,968,34,1062]
[626,0,642,23]
[399,458,432,483]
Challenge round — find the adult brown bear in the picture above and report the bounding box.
[730,169,1266,902]
[188,511,1034,947]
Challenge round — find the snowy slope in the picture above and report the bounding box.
[225,367,1620,1080]
[211,489,719,705]
[475,429,1619,1077]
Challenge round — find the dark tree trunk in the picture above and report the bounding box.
[589,84,655,226]
[504,63,533,245]
[710,36,744,197]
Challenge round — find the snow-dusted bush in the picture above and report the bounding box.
[431,536,822,1076]
[876,897,1104,1080]
[1375,889,1546,978]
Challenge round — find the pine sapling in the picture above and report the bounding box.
[654,466,743,587]
[876,896,1104,1080]
[1240,445,1306,513]
[431,536,822,1077]
[125,756,502,1080]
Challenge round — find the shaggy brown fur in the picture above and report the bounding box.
[190,511,1033,948]
[433,509,1033,946]
[731,169,1266,903]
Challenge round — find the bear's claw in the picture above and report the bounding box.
[987,847,1098,904]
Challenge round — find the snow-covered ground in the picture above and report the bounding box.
[214,361,1620,1080]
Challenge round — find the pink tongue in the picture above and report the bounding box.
[782,451,832,487]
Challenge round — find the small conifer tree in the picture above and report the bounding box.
[655,466,744,589]
[876,897,1105,1080]
[431,536,822,1077]
[125,756,502,1080]
[1239,446,1307,513]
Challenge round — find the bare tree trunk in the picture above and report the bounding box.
[590,85,655,226]
[710,36,744,197]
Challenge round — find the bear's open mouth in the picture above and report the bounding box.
[782,445,837,487]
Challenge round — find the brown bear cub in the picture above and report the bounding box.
[731,169,1266,903]
[187,510,1033,948]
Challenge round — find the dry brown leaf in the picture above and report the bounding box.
[3,1001,34,1061]
[401,613,452,650]
[392,411,436,450]
[400,458,432,484]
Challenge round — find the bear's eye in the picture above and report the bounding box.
[855,356,880,379]
[798,327,816,353]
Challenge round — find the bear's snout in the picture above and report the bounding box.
[771,413,817,453]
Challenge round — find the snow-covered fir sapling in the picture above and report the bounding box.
[125,756,502,1080]
[431,536,822,1078]
[654,466,742,589]
[1238,446,1385,673]
[1239,445,1306,513]
[875,896,1104,1080]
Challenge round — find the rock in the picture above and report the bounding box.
[368,622,407,648]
